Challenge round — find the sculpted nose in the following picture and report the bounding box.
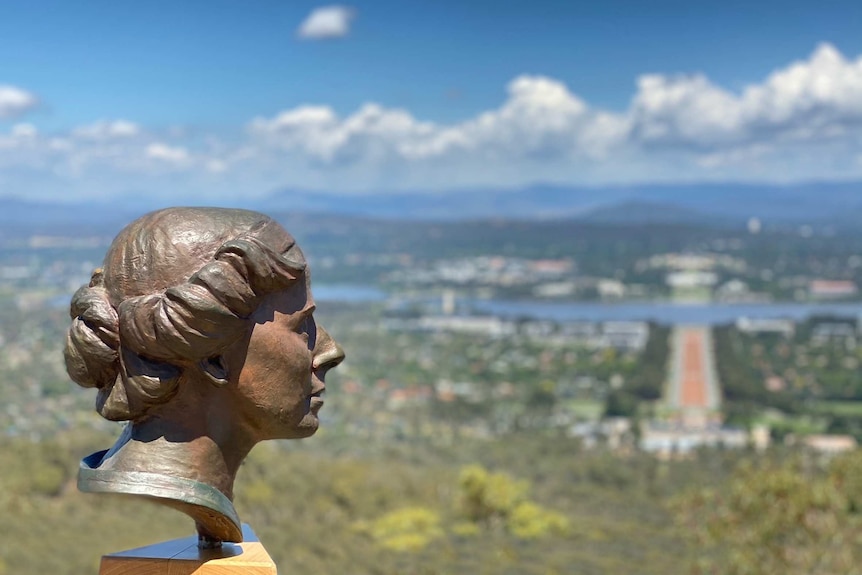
[312,325,345,377]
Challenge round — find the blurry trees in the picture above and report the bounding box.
[355,507,444,551]
[603,325,670,417]
[676,451,862,575]
[356,464,568,554]
[456,465,568,538]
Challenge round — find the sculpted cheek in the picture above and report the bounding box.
[232,315,316,439]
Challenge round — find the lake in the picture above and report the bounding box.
[313,284,862,325]
[469,300,862,325]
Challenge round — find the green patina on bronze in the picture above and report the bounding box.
[79,449,243,543]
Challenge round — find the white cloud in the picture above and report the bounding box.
[250,103,432,162]
[743,44,862,129]
[238,46,862,189]
[146,143,191,165]
[4,43,862,200]
[297,6,355,40]
[629,43,862,148]
[0,123,39,151]
[11,123,37,139]
[630,74,742,146]
[0,85,37,118]
[455,76,625,159]
[73,120,140,140]
[247,75,621,165]
[206,159,227,173]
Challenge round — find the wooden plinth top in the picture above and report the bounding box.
[99,524,276,575]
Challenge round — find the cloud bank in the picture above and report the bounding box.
[3,43,862,200]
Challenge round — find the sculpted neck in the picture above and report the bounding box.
[98,384,256,500]
[79,374,261,543]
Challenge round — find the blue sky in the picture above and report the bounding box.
[2,0,862,201]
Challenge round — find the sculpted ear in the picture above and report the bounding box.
[199,356,230,387]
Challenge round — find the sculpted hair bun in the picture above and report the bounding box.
[64,213,306,422]
[65,273,120,392]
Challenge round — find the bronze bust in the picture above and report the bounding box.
[64,207,344,546]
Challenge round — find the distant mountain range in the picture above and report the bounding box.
[0,198,145,236]
[258,181,862,224]
[1,181,860,231]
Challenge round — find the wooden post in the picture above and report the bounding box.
[98,524,276,575]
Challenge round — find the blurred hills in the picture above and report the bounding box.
[1,181,859,230]
[261,181,861,224]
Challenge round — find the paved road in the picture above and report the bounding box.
[666,326,721,425]
[643,325,744,453]
[681,329,707,407]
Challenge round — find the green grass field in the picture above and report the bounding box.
[563,399,605,420]
[810,400,862,417]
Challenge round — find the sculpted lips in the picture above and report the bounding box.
[310,393,324,415]
[309,372,326,415]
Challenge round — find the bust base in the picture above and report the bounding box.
[98,524,275,575]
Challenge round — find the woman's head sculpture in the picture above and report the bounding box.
[65,207,344,545]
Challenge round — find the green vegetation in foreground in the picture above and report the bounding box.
[4,430,862,575]
[677,452,862,575]
[0,431,683,575]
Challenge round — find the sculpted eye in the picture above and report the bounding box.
[296,305,316,332]
[295,305,317,349]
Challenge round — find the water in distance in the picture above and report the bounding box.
[272,284,862,326]
[471,300,862,325]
